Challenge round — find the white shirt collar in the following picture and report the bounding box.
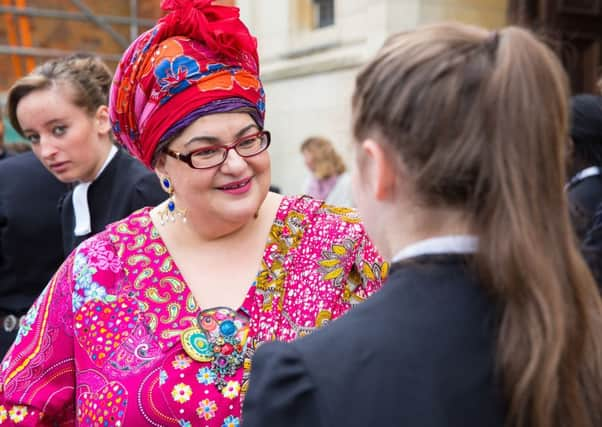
[391,235,478,263]
[566,166,602,190]
[72,145,118,236]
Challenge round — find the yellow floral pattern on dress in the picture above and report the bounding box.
[321,204,362,224]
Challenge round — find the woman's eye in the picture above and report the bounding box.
[26,134,40,144]
[193,148,219,158]
[238,137,257,148]
[52,125,67,136]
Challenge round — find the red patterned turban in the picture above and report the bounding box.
[109,0,265,168]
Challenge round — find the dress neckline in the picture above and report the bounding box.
[140,196,289,315]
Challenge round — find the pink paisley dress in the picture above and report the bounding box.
[0,196,387,426]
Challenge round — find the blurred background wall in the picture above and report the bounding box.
[1,0,601,194]
[239,0,506,193]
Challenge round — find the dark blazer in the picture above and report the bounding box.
[582,202,602,288]
[0,152,68,314]
[568,175,602,241]
[59,148,166,255]
[243,255,506,427]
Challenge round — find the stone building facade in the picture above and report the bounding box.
[238,0,508,194]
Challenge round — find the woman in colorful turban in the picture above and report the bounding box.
[0,1,387,425]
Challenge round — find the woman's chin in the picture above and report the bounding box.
[211,199,260,224]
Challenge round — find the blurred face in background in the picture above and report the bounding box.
[15,83,111,183]
[302,149,316,173]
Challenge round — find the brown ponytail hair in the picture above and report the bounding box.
[7,53,112,136]
[352,23,602,427]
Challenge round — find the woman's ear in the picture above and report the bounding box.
[154,153,168,177]
[95,105,111,135]
[360,139,398,201]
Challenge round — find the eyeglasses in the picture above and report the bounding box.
[165,130,271,169]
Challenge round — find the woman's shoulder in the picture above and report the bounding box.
[68,209,153,294]
[104,206,154,238]
[277,195,371,261]
[76,208,153,255]
[281,195,363,233]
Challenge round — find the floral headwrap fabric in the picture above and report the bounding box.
[109,0,265,168]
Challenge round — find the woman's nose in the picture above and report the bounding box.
[220,148,247,173]
[37,137,59,159]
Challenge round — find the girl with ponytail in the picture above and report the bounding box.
[244,23,602,427]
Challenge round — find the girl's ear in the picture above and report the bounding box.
[95,105,111,135]
[359,138,399,201]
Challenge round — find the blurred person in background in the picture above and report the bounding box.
[243,24,602,427]
[0,151,67,357]
[566,94,602,241]
[0,1,386,425]
[301,136,354,206]
[581,203,602,288]
[0,108,12,161]
[7,53,166,256]
[5,142,33,154]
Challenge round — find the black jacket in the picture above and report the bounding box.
[582,201,602,288]
[59,148,166,255]
[0,152,68,314]
[568,174,602,241]
[243,255,505,427]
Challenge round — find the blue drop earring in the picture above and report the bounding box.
[158,176,187,225]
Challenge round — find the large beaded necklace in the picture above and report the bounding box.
[181,307,249,391]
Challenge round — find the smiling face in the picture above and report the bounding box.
[156,112,271,227]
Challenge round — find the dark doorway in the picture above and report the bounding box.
[508,0,602,93]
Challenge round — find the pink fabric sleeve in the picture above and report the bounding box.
[348,229,389,303]
[0,255,77,426]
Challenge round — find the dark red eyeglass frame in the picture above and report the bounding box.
[164,130,271,169]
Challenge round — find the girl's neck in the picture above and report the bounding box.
[382,203,473,260]
[80,140,115,183]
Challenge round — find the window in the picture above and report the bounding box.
[313,0,334,28]
[294,0,335,32]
